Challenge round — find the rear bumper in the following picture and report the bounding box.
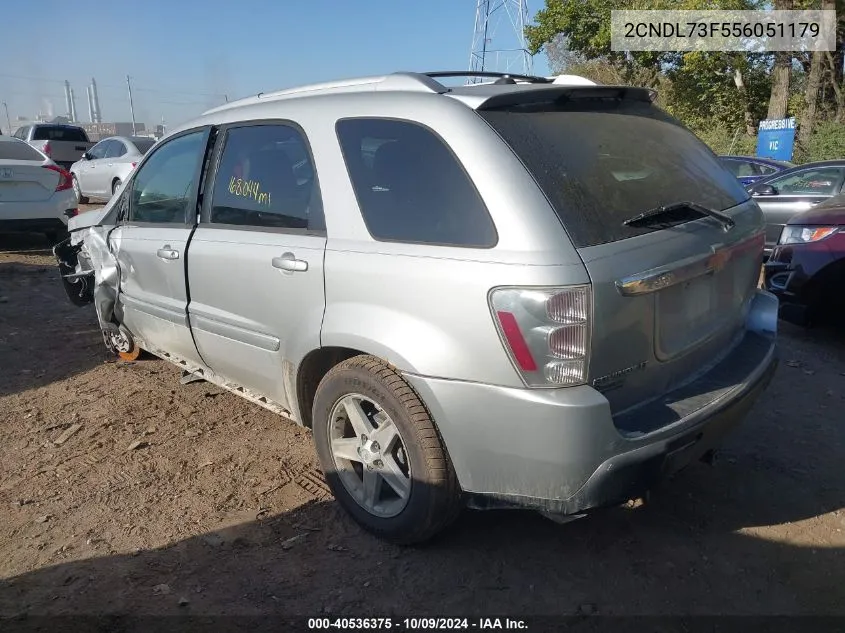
[0,191,76,232]
[405,292,778,516]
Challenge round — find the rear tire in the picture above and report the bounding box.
[72,175,88,205]
[312,355,462,544]
[112,179,122,196]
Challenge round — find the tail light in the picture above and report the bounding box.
[44,164,73,192]
[42,142,52,156]
[489,286,592,387]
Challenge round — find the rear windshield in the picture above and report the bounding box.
[132,139,156,154]
[0,140,44,161]
[480,99,750,248]
[31,126,89,142]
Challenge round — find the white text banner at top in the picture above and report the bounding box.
[610,10,837,53]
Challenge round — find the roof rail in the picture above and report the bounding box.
[201,72,447,115]
[425,71,554,85]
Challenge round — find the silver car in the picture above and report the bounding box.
[55,71,779,544]
[70,136,156,203]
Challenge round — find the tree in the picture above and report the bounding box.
[766,0,794,119]
[797,0,834,147]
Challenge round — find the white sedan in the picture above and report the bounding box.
[0,136,78,244]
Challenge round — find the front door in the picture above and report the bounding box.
[116,127,211,365]
[186,122,326,409]
[76,140,109,198]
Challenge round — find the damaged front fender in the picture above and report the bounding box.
[53,202,125,348]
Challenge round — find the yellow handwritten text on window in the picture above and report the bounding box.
[229,176,272,206]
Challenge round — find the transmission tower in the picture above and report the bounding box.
[468,0,532,84]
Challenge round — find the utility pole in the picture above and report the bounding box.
[2,102,10,135]
[126,75,137,135]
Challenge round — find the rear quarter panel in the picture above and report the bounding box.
[287,92,590,386]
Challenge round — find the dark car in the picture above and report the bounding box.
[763,192,845,326]
[747,159,845,254]
[719,155,793,187]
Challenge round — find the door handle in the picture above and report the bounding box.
[156,246,180,261]
[272,252,308,272]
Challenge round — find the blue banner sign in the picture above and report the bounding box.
[756,117,796,162]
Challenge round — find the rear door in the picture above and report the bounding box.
[480,95,763,421]
[751,165,845,248]
[187,121,326,410]
[115,127,211,365]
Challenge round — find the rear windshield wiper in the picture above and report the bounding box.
[622,201,735,232]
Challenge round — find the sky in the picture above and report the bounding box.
[0,0,550,134]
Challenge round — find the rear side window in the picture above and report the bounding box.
[336,118,497,247]
[209,124,324,231]
[480,100,750,248]
[31,126,89,142]
[0,139,44,161]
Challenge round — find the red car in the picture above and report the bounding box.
[764,192,845,326]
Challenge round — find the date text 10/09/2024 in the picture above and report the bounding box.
[307,618,529,630]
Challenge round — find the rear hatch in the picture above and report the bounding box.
[30,126,91,164]
[478,89,764,424]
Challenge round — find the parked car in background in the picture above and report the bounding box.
[764,192,845,326]
[70,136,157,203]
[13,124,94,171]
[747,160,845,254]
[719,155,793,187]
[54,70,778,544]
[0,136,77,244]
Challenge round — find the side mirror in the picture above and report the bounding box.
[751,184,777,196]
[82,152,92,161]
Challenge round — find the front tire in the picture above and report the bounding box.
[112,178,122,196]
[312,355,462,544]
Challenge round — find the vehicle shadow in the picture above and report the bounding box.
[1,386,843,620]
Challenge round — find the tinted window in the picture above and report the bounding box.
[767,166,845,195]
[722,158,756,177]
[336,118,497,247]
[757,163,779,175]
[132,138,156,155]
[129,130,206,224]
[209,124,324,231]
[0,139,44,161]
[480,100,750,248]
[106,140,127,159]
[31,126,89,142]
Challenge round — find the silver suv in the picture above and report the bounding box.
[55,71,779,544]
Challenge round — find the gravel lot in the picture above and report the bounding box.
[0,225,844,618]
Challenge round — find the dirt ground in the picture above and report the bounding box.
[0,223,844,620]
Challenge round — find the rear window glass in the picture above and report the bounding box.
[336,118,497,248]
[480,100,750,248]
[0,139,44,161]
[133,139,156,154]
[31,126,89,142]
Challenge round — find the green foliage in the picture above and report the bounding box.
[527,0,843,163]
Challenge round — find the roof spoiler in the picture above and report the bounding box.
[476,85,658,110]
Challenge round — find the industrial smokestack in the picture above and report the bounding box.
[91,78,102,123]
[64,81,72,120]
[69,87,78,122]
[86,85,95,123]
